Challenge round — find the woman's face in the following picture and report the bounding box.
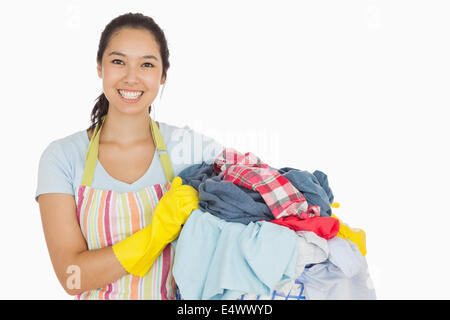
[97,27,165,116]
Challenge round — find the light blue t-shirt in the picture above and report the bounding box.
[35,121,224,202]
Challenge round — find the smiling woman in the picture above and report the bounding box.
[90,15,169,132]
[35,12,223,300]
[95,27,165,121]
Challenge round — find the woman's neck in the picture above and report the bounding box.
[100,108,152,146]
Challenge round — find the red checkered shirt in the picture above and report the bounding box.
[213,148,320,219]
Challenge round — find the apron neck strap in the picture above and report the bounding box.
[150,117,174,183]
[81,115,174,187]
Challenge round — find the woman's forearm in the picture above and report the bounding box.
[64,246,127,296]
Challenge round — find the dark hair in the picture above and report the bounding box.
[89,12,170,131]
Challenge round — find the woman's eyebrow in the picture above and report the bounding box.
[108,51,158,61]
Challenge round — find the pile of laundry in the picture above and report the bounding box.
[172,147,376,300]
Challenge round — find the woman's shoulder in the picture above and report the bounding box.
[157,120,192,143]
[47,129,88,149]
[40,129,89,164]
[157,120,224,164]
[157,121,222,145]
[36,129,88,201]
[157,120,189,135]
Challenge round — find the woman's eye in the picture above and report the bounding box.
[111,60,152,68]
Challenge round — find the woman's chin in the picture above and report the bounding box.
[110,103,149,116]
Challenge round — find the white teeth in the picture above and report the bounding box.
[119,90,143,99]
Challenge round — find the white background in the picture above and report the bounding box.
[1,0,449,299]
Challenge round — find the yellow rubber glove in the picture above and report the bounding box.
[112,176,199,277]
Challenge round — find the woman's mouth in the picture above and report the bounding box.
[117,89,144,103]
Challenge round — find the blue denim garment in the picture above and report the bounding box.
[277,167,334,217]
[178,161,216,190]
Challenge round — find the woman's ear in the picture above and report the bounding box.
[97,63,103,79]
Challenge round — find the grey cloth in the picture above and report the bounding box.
[198,176,274,223]
[178,162,274,224]
[277,167,334,217]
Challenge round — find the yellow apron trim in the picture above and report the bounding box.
[81,115,104,186]
[81,115,174,186]
[150,117,174,183]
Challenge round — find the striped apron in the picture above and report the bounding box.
[74,116,176,300]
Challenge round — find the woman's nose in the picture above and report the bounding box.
[123,66,140,83]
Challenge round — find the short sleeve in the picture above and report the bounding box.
[35,141,74,202]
